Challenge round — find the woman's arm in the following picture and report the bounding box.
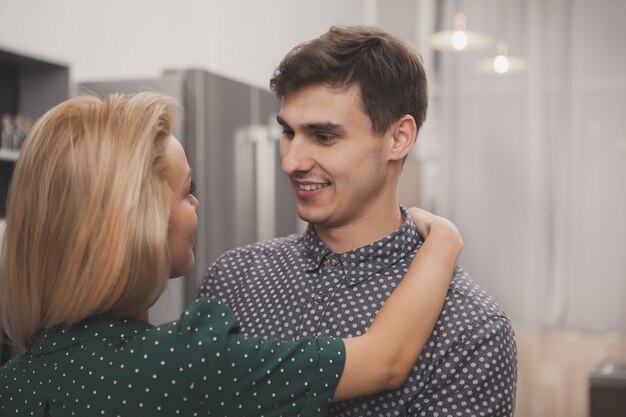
[333,208,463,402]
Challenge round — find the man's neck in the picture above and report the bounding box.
[314,202,404,254]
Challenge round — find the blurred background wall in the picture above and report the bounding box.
[1,1,625,416]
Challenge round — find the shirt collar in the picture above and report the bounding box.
[302,205,423,286]
[29,316,152,355]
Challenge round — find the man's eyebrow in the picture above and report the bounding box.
[276,115,346,135]
[276,114,289,128]
[301,122,346,135]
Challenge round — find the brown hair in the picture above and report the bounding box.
[0,92,177,351]
[270,25,428,136]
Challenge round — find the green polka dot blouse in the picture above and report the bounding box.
[0,297,345,416]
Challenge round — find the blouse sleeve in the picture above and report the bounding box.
[173,297,345,417]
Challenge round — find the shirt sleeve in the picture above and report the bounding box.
[408,316,517,417]
[176,297,345,417]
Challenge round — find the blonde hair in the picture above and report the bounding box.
[0,92,178,351]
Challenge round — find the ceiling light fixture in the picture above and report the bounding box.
[477,39,528,74]
[430,11,493,51]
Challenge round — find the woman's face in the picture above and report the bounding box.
[165,135,199,277]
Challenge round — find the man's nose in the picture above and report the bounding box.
[280,136,314,175]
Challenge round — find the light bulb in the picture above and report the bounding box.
[493,54,510,74]
[452,30,468,50]
[430,11,493,51]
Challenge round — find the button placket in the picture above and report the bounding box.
[310,255,347,335]
[297,255,346,335]
[312,255,342,304]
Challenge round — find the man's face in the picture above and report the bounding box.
[277,83,393,230]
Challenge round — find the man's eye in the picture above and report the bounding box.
[316,134,335,143]
[188,181,196,195]
[282,129,294,139]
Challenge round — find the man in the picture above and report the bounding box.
[199,25,517,416]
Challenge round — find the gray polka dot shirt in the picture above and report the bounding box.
[0,298,344,417]
[199,206,517,416]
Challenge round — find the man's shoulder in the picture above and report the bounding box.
[447,265,510,321]
[205,233,306,279]
[199,233,307,298]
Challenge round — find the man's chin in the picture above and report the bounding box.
[296,207,329,225]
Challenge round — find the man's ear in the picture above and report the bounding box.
[388,115,417,161]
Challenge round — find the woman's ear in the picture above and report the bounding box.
[388,115,417,161]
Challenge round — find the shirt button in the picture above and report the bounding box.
[328,256,340,267]
[312,292,326,303]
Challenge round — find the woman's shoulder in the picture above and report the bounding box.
[175,297,239,333]
[141,297,241,353]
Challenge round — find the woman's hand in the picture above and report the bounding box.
[407,207,463,255]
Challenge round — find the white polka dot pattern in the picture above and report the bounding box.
[199,206,517,416]
[0,298,345,417]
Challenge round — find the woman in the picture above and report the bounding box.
[0,92,462,416]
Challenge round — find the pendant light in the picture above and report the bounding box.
[477,39,528,74]
[430,11,493,51]
[476,0,528,74]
